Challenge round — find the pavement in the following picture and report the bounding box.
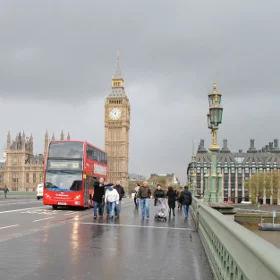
[0,198,213,280]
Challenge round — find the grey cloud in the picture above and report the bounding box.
[0,0,280,180]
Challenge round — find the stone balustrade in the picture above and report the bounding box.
[191,198,280,280]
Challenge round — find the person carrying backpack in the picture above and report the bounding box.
[180,186,192,220]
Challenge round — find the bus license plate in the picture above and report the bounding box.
[58,202,67,205]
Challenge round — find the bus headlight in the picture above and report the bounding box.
[75,195,81,200]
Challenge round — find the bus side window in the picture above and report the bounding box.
[93,148,98,161]
[86,146,94,160]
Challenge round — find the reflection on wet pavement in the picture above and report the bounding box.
[0,200,213,280]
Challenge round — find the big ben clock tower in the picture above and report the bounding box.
[105,56,130,189]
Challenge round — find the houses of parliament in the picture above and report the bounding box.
[0,131,70,191]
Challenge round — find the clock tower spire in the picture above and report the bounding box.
[104,54,130,189]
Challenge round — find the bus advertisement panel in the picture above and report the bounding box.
[43,141,107,209]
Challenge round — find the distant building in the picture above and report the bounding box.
[187,139,280,203]
[148,173,180,190]
[0,130,70,191]
[129,173,146,181]
[128,173,146,194]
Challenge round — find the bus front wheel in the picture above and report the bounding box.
[52,205,58,210]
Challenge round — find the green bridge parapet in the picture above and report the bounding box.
[191,197,280,280]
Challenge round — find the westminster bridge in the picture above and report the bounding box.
[0,195,279,280]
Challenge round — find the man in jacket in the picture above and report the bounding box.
[105,184,120,219]
[180,186,192,220]
[92,178,105,219]
[138,181,152,220]
[114,181,125,217]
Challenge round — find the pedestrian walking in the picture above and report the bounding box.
[105,184,120,220]
[4,185,9,199]
[114,181,125,218]
[177,189,183,210]
[180,186,192,220]
[153,184,165,206]
[134,183,140,209]
[92,178,105,220]
[166,186,177,217]
[138,181,152,220]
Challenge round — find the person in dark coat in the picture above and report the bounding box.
[114,181,125,217]
[92,178,105,219]
[180,186,192,219]
[4,185,9,199]
[138,181,152,220]
[166,186,177,217]
[153,184,165,206]
[177,189,183,210]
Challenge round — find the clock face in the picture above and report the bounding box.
[109,108,122,120]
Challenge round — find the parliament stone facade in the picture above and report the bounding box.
[0,131,70,191]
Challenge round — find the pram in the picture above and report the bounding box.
[154,198,168,222]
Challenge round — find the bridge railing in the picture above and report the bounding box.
[191,197,280,280]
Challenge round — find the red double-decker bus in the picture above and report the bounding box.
[43,140,107,209]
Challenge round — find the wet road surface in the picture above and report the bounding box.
[0,198,213,280]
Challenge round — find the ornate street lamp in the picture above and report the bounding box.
[204,83,224,203]
[208,83,223,151]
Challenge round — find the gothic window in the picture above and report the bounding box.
[39,173,43,182]
[33,173,36,183]
[12,173,18,183]
[26,173,29,183]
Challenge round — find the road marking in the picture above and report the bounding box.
[0,224,19,230]
[0,200,39,207]
[0,206,45,214]
[32,217,54,223]
[76,222,194,231]
[64,211,78,216]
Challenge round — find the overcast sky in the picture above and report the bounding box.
[0,0,280,182]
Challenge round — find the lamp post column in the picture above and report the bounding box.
[205,83,223,204]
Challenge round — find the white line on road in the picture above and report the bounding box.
[64,211,77,216]
[0,224,19,230]
[32,217,54,223]
[76,222,194,231]
[0,200,39,206]
[0,206,45,214]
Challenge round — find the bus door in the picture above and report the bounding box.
[84,176,90,208]
[84,176,95,208]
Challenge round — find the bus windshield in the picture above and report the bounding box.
[48,142,83,159]
[45,170,82,192]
